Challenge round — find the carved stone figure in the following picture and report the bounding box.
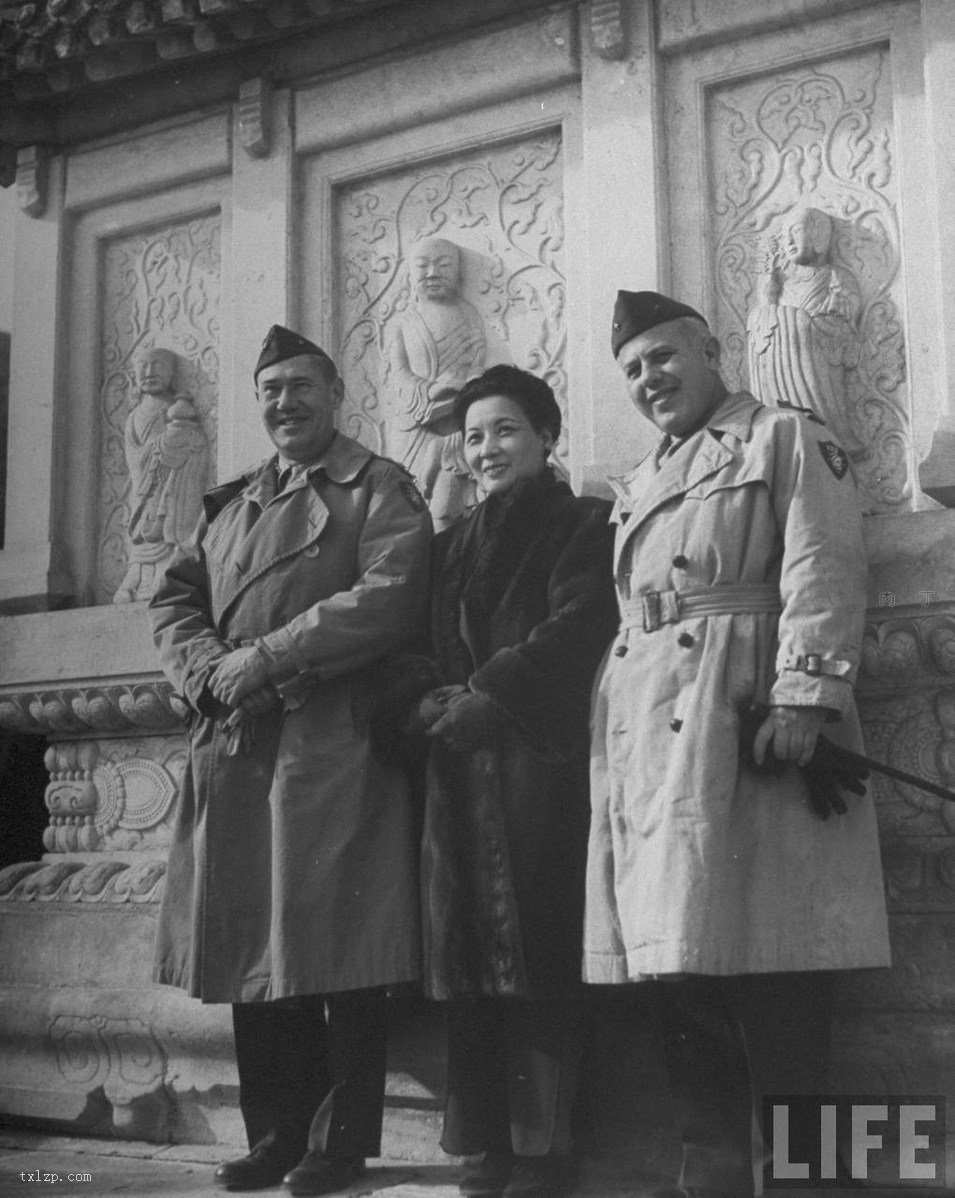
[113,348,209,604]
[387,237,487,529]
[747,206,868,463]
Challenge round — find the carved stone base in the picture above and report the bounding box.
[0,891,447,1153]
[0,899,237,1143]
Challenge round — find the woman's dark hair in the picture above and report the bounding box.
[453,364,562,442]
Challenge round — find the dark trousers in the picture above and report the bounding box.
[655,972,833,1193]
[442,995,581,1159]
[232,987,388,1163]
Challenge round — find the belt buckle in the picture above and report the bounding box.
[642,590,681,632]
[642,591,662,632]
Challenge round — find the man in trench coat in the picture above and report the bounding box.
[584,292,890,1197]
[149,326,432,1195]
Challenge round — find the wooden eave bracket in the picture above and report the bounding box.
[238,76,271,158]
[16,143,46,216]
[590,0,627,60]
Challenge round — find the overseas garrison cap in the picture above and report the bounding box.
[611,291,707,357]
[254,325,335,381]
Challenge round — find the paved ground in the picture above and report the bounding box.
[0,1131,680,1198]
[0,1131,935,1197]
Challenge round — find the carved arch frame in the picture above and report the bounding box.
[56,139,229,608]
[661,0,935,513]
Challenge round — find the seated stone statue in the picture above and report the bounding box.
[747,206,867,463]
[113,347,209,604]
[387,237,487,529]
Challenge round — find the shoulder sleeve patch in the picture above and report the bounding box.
[817,440,849,480]
[399,478,428,513]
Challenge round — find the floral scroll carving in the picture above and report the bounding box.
[336,131,566,526]
[96,215,221,605]
[706,47,908,512]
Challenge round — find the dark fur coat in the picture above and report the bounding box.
[387,470,618,999]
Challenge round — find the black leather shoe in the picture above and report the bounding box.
[215,1140,298,1190]
[459,1151,514,1196]
[503,1154,577,1196]
[282,1151,366,1196]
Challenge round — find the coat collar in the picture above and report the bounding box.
[608,392,763,566]
[203,433,374,619]
[608,391,761,506]
[207,432,374,514]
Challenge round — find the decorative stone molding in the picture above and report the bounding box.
[16,144,47,217]
[0,680,189,736]
[0,859,166,904]
[238,77,271,157]
[37,738,181,855]
[590,0,626,60]
[859,608,955,697]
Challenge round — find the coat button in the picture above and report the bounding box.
[677,631,695,648]
[669,718,683,732]
[672,554,688,568]
[614,644,628,657]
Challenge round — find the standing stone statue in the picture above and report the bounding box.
[113,347,210,604]
[747,206,868,463]
[387,237,487,529]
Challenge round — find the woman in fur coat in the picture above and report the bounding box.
[388,364,618,1197]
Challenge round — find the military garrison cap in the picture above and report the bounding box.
[611,291,708,357]
[255,325,335,380]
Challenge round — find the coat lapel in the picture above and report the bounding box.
[610,433,733,575]
[609,393,762,574]
[213,481,330,619]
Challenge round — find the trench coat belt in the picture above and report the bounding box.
[619,583,782,633]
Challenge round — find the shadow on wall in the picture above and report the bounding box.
[0,731,48,869]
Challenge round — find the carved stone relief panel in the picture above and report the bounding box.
[50,1013,171,1134]
[334,130,565,528]
[856,609,955,915]
[95,215,221,605]
[40,735,184,857]
[702,46,909,512]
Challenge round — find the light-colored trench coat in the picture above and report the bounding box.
[150,433,432,1003]
[584,392,890,982]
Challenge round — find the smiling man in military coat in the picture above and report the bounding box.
[584,292,889,1197]
[149,326,432,1195]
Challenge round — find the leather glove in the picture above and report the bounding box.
[802,737,868,820]
[738,702,868,820]
[428,691,500,753]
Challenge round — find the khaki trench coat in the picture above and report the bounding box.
[150,433,432,1003]
[584,392,890,982]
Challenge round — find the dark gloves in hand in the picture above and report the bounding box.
[801,737,868,820]
[738,702,868,820]
[429,691,500,753]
